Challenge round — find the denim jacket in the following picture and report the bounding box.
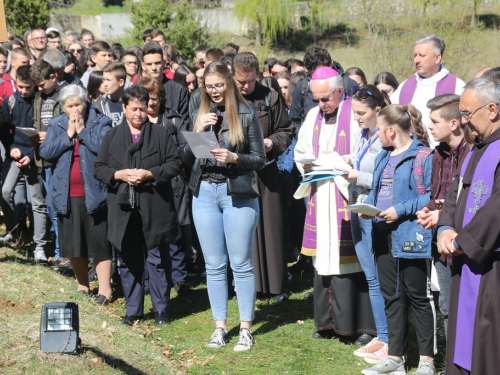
[364,137,433,259]
[39,106,112,215]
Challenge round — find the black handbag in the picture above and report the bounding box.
[226,171,259,198]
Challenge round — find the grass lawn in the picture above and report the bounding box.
[0,244,446,374]
[51,0,126,16]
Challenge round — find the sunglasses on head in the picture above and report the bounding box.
[351,86,375,100]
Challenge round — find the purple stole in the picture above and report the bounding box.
[301,98,356,264]
[453,140,500,371]
[399,73,457,105]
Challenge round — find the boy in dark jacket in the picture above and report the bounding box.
[416,94,471,341]
[93,62,125,127]
[28,59,68,263]
[0,65,38,253]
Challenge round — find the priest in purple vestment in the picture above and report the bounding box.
[294,67,376,342]
[391,34,465,148]
[437,77,500,375]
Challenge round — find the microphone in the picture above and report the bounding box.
[209,103,218,132]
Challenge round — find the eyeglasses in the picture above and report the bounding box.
[204,83,225,92]
[459,103,492,121]
[312,90,336,103]
[69,49,83,54]
[352,86,376,100]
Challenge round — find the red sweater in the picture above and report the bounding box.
[69,140,85,197]
[0,73,17,105]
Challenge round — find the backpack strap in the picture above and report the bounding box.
[413,147,432,194]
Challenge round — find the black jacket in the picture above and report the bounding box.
[156,108,191,226]
[94,119,182,251]
[1,91,34,161]
[188,87,201,129]
[163,77,190,129]
[181,102,267,193]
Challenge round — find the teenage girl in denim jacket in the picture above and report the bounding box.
[361,104,435,375]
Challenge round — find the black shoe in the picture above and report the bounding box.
[88,267,97,282]
[312,330,335,339]
[354,333,372,346]
[273,293,289,303]
[95,294,111,306]
[155,311,169,326]
[174,281,190,296]
[304,292,314,300]
[111,271,121,286]
[121,315,143,325]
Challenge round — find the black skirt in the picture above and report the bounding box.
[58,197,111,259]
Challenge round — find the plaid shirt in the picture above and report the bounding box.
[435,140,467,201]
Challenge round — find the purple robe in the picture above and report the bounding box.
[301,98,357,266]
[399,73,457,105]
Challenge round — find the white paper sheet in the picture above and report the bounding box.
[17,127,39,137]
[181,131,219,159]
[346,203,382,216]
[294,157,316,164]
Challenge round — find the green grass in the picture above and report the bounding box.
[0,244,446,374]
[51,0,126,16]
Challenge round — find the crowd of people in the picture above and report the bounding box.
[1,25,499,374]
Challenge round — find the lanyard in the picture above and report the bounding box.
[356,128,378,171]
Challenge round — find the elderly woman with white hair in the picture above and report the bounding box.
[39,84,113,305]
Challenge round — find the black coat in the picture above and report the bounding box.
[94,119,182,251]
[156,109,191,226]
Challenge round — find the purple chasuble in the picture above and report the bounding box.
[399,73,457,105]
[454,141,500,371]
[301,98,356,263]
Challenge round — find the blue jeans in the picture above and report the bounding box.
[42,168,60,258]
[192,181,259,322]
[351,214,388,343]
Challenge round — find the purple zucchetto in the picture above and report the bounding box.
[311,66,339,80]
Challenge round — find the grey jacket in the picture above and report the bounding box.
[348,130,383,203]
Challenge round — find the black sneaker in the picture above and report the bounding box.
[206,327,228,348]
[233,328,254,352]
[174,281,191,296]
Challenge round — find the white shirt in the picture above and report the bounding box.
[391,65,465,148]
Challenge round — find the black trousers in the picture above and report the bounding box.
[119,212,171,316]
[374,229,435,357]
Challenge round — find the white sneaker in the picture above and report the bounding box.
[233,328,254,352]
[0,233,14,243]
[206,327,228,348]
[354,337,385,357]
[34,249,48,263]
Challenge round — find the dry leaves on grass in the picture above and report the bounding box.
[297,320,305,324]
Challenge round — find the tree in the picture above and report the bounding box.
[471,0,483,27]
[163,0,211,58]
[307,0,339,44]
[129,0,174,41]
[233,0,294,46]
[129,0,211,58]
[5,0,50,35]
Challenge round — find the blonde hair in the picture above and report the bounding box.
[379,104,429,147]
[194,60,246,145]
